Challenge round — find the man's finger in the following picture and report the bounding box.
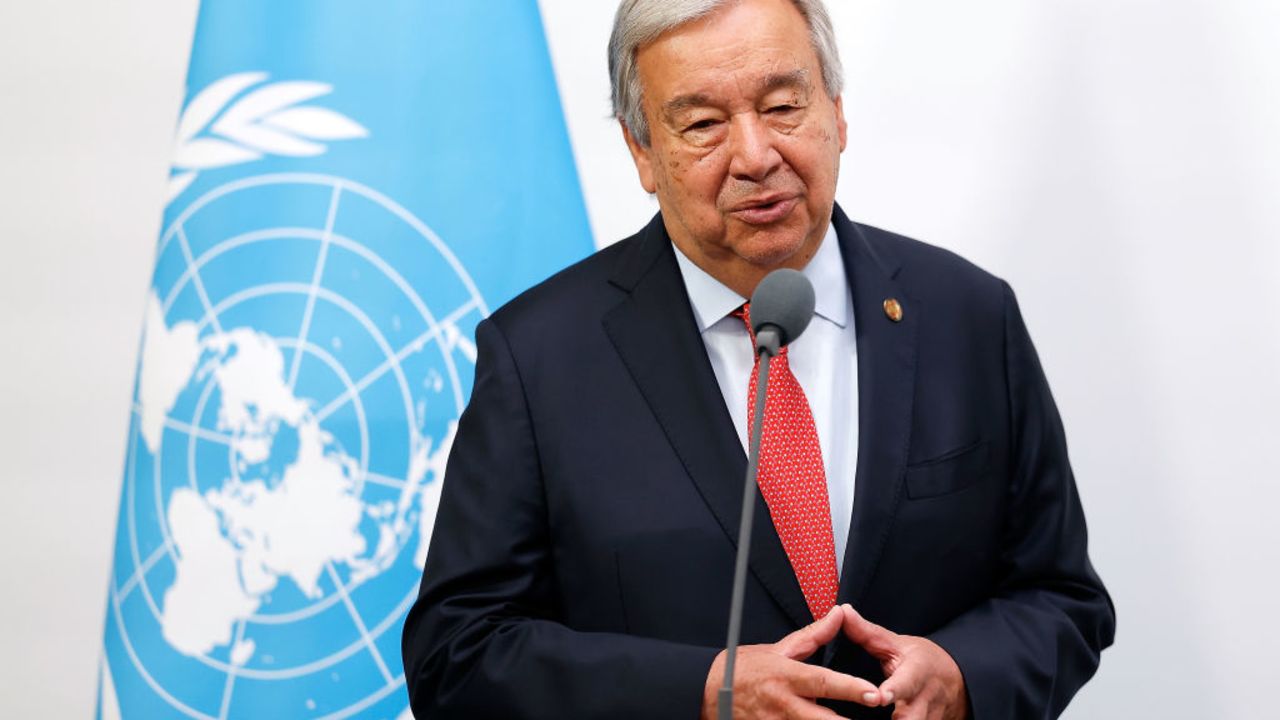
[791,664,883,707]
[878,658,924,707]
[774,606,843,659]
[840,604,898,658]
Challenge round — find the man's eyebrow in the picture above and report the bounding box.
[661,93,714,122]
[758,69,811,96]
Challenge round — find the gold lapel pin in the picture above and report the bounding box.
[883,298,904,323]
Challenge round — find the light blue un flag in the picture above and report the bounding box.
[98,3,592,718]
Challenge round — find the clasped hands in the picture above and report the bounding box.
[702,605,968,720]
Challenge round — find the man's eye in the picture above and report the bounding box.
[684,119,718,132]
[767,105,799,114]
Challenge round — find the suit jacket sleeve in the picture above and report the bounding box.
[927,282,1116,718]
[401,317,720,719]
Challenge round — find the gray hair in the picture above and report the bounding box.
[608,0,844,147]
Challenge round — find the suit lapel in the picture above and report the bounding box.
[602,214,813,630]
[833,208,918,608]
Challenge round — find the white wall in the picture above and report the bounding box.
[0,1,199,718]
[2,1,1277,717]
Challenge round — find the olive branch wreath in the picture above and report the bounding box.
[167,72,368,204]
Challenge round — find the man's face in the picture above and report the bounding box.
[623,0,847,288]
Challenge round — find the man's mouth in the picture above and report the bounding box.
[728,194,800,225]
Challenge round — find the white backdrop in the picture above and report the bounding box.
[2,1,1277,718]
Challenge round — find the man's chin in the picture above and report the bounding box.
[731,227,814,271]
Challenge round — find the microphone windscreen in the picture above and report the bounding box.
[749,268,816,348]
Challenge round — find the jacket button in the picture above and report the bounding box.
[883,298,904,323]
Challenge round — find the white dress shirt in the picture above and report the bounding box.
[672,225,860,576]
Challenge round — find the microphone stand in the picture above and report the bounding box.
[718,326,781,720]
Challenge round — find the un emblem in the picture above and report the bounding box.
[104,172,487,718]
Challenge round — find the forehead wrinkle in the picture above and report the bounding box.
[662,67,812,121]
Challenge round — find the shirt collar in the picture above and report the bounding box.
[672,222,848,333]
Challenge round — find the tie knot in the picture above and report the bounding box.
[732,302,788,357]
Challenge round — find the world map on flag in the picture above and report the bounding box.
[103,174,487,719]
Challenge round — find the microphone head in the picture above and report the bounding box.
[749,268,816,349]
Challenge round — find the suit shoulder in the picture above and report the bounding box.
[487,231,636,336]
[855,222,1006,305]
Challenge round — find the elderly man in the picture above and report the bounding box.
[401,0,1115,718]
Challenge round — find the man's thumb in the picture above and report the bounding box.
[841,604,898,658]
[775,605,842,659]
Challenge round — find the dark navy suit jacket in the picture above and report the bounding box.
[402,207,1115,719]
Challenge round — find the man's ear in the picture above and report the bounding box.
[620,119,658,194]
[833,95,848,153]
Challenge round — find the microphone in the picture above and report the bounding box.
[748,268,817,355]
[719,268,816,720]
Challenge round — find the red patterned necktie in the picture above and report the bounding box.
[735,303,839,620]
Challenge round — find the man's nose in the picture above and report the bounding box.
[726,113,783,182]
